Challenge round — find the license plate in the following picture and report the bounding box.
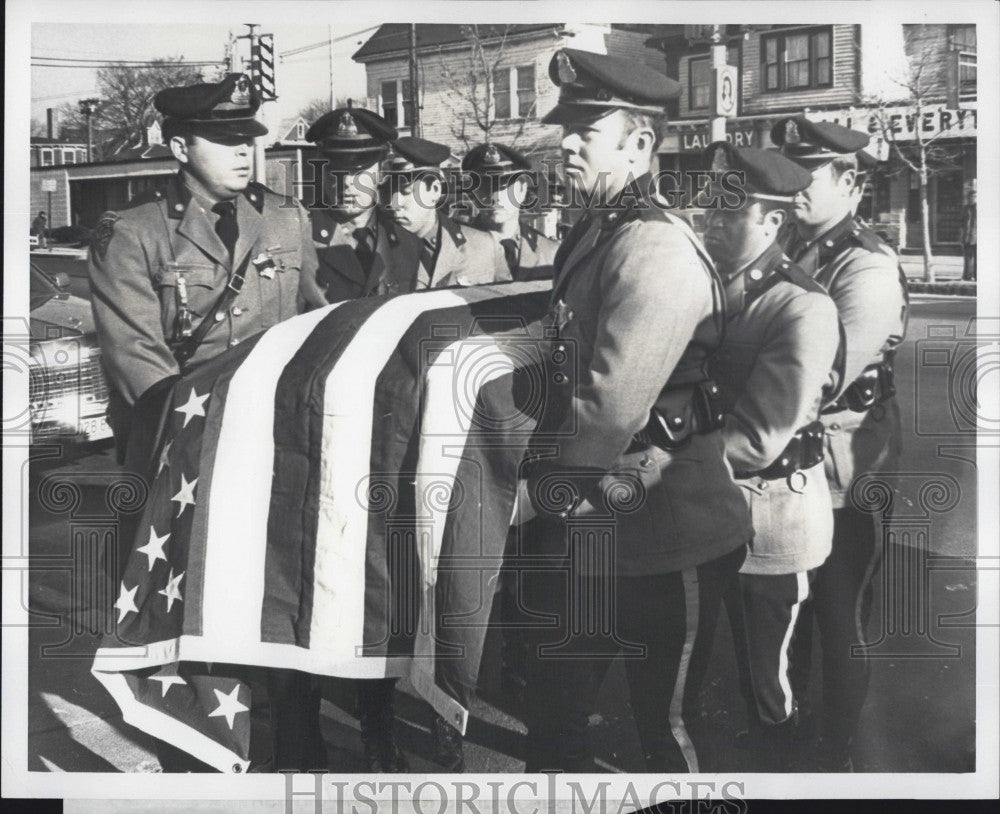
[80,414,113,441]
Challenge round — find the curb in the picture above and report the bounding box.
[906,281,977,296]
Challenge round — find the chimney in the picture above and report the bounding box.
[47,108,57,139]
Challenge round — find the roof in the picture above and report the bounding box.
[31,137,86,147]
[353,24,561,61]
[110,144,174,162]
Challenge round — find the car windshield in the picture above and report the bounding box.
[30,263,61,310]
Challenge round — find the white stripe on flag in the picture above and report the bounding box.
[669,568,701,773]
[778,570,810,719]
[409,338,516,735]
[310,290,478,657]
[200,305,341,647]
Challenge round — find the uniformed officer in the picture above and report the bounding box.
[302,106,422,304]
[461,142,560,281]
[518,49,752,773]
[699,142,843,771]
[382,136,506,290]
[87,73,324,773]
[772,115,909,771]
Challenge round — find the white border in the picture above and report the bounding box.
[5,0,999,803]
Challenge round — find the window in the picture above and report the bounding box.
[493,69,511,119]
[40,148,53,166]
[689,58,711,110]
[516,65,536,118]
[296,122,305,140]
[63,149,77,164]
[492,64,537,120]
[950,25,976,52]
[950,25,977,101]
[761,27,833,92]
[381,80,399,128]
[381,79,414,128]
[400,80,413,127]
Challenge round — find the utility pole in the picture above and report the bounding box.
[709,26,728,143]
[329,25,337,108]
[408,24,421,136]
[79,98,100,162]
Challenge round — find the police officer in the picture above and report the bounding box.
[461,142,559,281]
[303,106,422,304]
[699,142,843,771]
[382,136,505,289]
[772,115,909,771]
[519,49,752,773]
[87,72,325,772]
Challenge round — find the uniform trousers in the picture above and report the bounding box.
[725,570,813,728]
[789,504,880,753]
[523,540,746,773]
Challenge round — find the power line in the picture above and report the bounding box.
[277,25,381,59]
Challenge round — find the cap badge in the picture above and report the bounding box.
[484,144,501,165]
[230,75,251,106]
[556,51,577,84]
[336,112,358,137]
[785,120,800,145]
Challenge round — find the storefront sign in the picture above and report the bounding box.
[806,104,977,142]
[676,126,758,153]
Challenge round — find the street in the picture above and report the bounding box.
[23,295,979,774]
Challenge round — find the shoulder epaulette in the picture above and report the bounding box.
[850,223,896,258]
[123,187,167,210]
[772,258,828,295]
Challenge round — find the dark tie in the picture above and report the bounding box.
[421,238,437,280]
[500,237,519,275]
[352,226,376,272]
[212,201,238,261]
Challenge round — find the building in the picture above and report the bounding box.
[352,23,672,236]
[646,23,978,252]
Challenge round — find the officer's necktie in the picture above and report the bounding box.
[500,237,519,275]
[352,226,376,272]
[421,237,437,280]
[212,201,238,261]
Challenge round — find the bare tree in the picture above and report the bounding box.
[52,58,207,159]
[297,96,353,126]
[435,25,537,150]
[858,25,968,281]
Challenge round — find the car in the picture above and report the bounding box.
[28,262,113,445]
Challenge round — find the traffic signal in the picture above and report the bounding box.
[251,33,277,101]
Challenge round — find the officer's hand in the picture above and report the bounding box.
[298,268,329,311]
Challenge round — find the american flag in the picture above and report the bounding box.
[91,281,552,772]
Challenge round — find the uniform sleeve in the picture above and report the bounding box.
[296,205,328,310]
[87,217,179,406]
[723,292,840,473]
[828,249,905,390]
[555,220,714,471]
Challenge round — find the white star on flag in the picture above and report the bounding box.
[158,568,185,612]
[149,671,187,698]
[208,683,249,730]
[175,388,210,428]
[157,440,172,475]
[171,474,197,517]
[135,527,170,572]
[114,583,139,624]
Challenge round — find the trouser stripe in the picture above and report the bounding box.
[669,567,701,773]
[777,571,810,719]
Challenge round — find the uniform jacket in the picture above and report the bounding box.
[711,241,841,575]
[88,174,316,406]
[534,174,752,576]
[781,213,908,507]
[487,222,560,282]
[311,207,422,303]
[408,214,507,291]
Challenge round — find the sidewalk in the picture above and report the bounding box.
[899,253,966,282]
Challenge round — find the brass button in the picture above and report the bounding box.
[231,306,243,316]
[229,338,239,348]
[824,240,834,248]
[830,422,841,431]
[748,269,763,281]
[640,454,653,468]
[214,311,225,322]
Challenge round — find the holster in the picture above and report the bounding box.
[633,380,726,451]
[737,420,826,481]
[824,354,896,415]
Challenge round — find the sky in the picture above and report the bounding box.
[31,22,380,132]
